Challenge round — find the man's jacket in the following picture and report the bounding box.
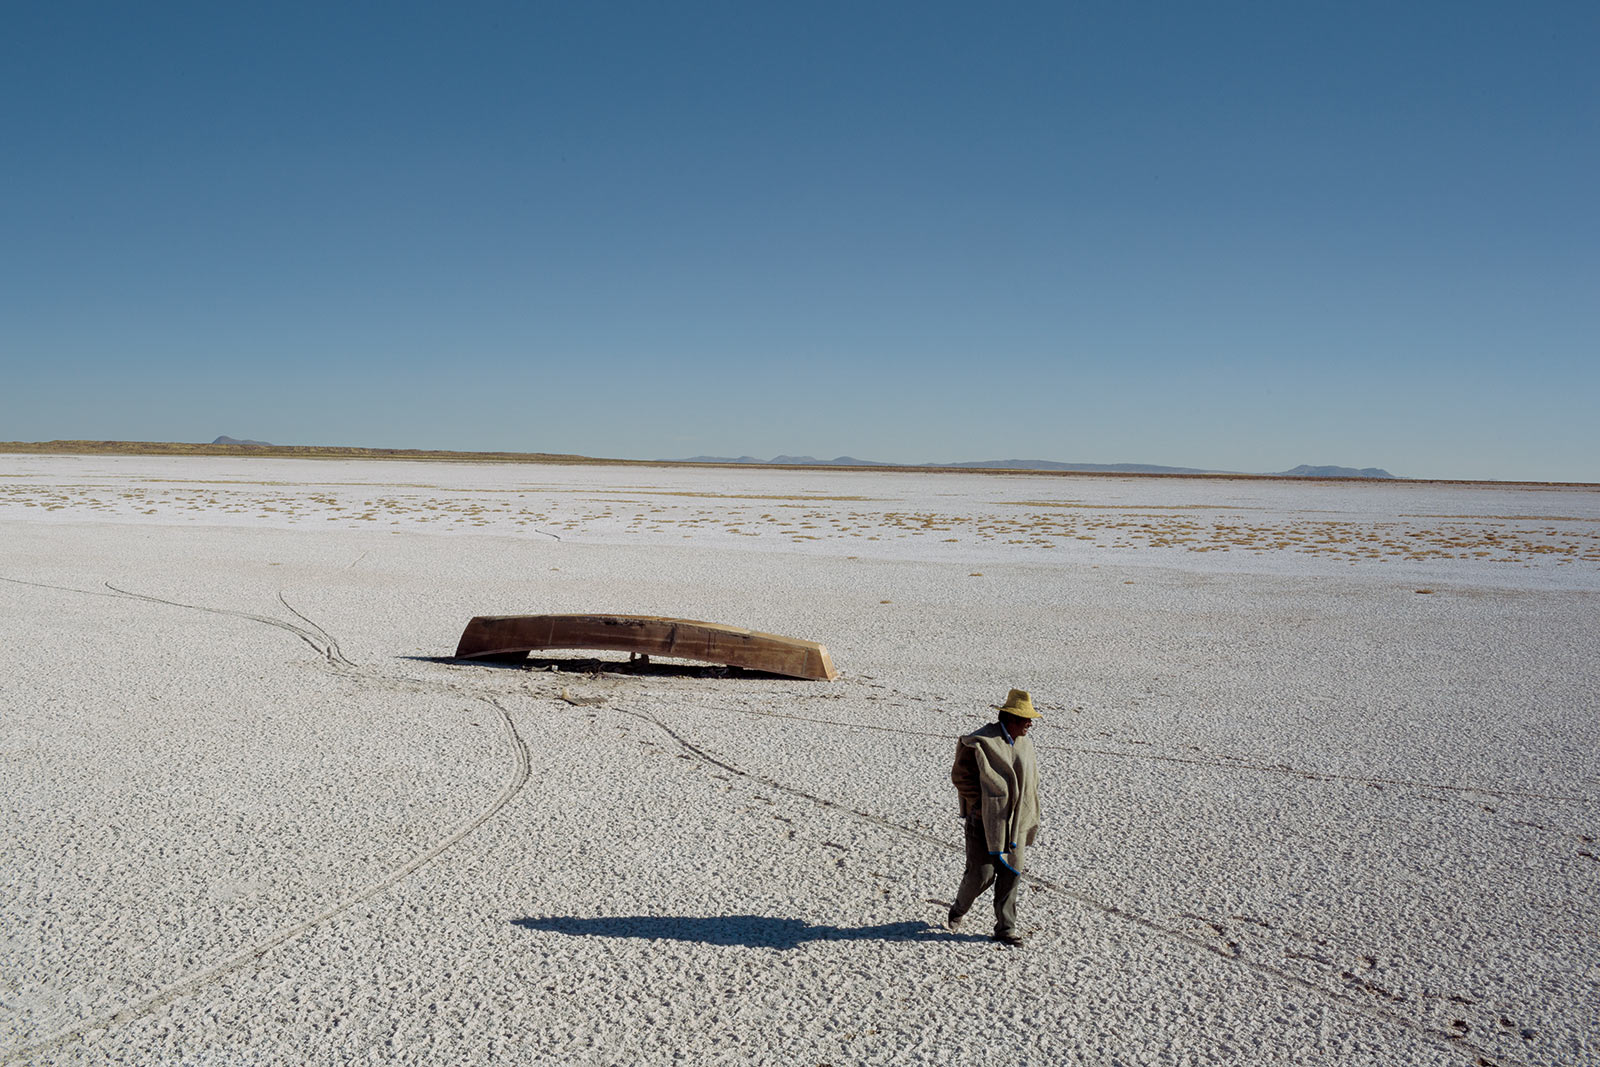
[951,722,1042,871]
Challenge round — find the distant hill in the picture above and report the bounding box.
[1273,465,1395,479]
[770,455,890,467]
[672,455,890,467]
[3,440,1403,479]
[931,459,1226,475]
[666,455,1215,472]
[664,454,1398,478]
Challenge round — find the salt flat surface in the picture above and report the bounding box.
[2,455,1597,1065]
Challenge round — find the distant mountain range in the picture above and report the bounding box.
[1274,464,1395,479]
[676,455,891,467]
[936,459,1220,474]
[203,440,1389,478]
[665,455,1396,478]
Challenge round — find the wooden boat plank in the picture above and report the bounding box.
[454,614,838,681]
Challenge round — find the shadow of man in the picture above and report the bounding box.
[511,915,983,950]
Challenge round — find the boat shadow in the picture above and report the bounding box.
[510,915,983,949]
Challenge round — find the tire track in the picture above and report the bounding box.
[103,582,341,666]
[2,578,525,1060]
[725,702,1594,806]
[2,696,530,1065]
[277,591,357,667]
[617,702,1531,1067]
[0,575,124,600]
[4,574,355,670]
[840,678,1597,806]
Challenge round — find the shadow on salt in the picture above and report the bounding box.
[511,915,980,949]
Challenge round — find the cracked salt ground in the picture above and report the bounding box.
[2,457,1598,1065]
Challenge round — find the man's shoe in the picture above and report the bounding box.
[947,908,968,932]
[991,930,1025,946]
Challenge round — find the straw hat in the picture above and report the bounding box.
[993,688,1041,719]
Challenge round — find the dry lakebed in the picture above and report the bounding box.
[2,454,1597,1065]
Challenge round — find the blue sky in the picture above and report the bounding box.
[3,2,1596,480]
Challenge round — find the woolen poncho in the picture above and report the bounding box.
[951,721,1042,871]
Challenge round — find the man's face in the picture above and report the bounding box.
[1008,715,1035,738]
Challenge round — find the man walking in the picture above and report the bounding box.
[948,689,1042,945]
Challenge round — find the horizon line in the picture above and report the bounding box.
[4,439,1598,490]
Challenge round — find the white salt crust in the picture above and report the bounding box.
[1,456,1596,1065]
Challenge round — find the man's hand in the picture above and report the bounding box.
[990,849,1020,876]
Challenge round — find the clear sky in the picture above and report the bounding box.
[3,2,1596,480]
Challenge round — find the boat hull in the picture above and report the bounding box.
[453,614,839,681]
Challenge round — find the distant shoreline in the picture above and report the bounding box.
[2,440,1594,489]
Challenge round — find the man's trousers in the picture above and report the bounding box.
[951,816,1020,936]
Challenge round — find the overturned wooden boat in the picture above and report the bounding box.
[454,614,839,681]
